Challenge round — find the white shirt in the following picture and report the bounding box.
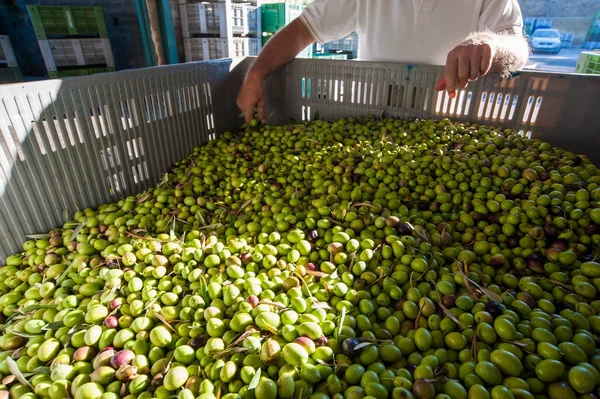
[300,0,524,65]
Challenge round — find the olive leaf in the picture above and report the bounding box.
[238,199,253,213]
[43,321,65,331]
[136,193,150,203]
[56,261,75,285]
[33,366,51,375]
[478,286,504,304]
[7,330,38,338]
[199,223,223,231]
[547,279,576,294]
[407,222,431,244]
[154,313,177,334]
[24,233,51,240]
[198,274,210,305]
[354,342,373,351]
[6,357,33,389]
[227,329,257,349]
[213,347,249,360]
[19,304,56,313]
[338,306,347,337]
[248,367,261,391]
[69,218,89,242]
[431,280,462,327]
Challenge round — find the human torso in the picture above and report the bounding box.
[355,0,487,65]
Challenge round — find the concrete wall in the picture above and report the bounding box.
[0,0,146,77]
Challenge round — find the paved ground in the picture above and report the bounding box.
[524,47,584,73]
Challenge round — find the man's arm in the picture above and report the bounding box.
[435,30,530,97]
[236,19,315,124]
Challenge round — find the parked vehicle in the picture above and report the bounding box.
[529,28,562,54]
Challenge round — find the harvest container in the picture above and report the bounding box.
[37,38,115,76]
[261,3,303,33]
[180,1,260,37]
[27,5,108,39]
[184,37,260,61]
[0,36,18,68]
[575,51,600,74]
[0,58,598,260]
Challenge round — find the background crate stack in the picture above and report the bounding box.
[0,35,22,84]
[320,32,359,59]
[524,17,535,36]
[181,0,262,62]
[575,51,600,74]
[260,3,311,58]
[27,5,115,78]
[583,12,600,50]
[312,52,347,60]
[560,32,575,48]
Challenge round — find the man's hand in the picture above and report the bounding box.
[435,30,529,98]
[237,69,266,125]
[435,34,497,98]
[236,19,316,125]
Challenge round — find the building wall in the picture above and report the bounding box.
[0,0,146,77]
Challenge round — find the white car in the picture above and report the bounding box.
[529,29,562,54]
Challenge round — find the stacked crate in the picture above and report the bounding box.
[181,0,262,62]
[321,32,359,59]
[560,33,575,49]
[583,12,600,50]
[0,35,22,83]
[575,51,600,74]
[27,5,115,78]
[524,18,535,36]
[260,3,311,58]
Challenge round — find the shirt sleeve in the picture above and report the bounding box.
[478,0,524,35]
[299,0,357,44]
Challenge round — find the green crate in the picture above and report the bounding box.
[0,67,23,84]
[27,5,108,39]
[575,52,600,74]
[48,66,115,78]
[261,3,303,33]
[262,33,272,47]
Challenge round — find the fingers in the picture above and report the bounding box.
[434,76,447,91]
[480,44,494,76]
[444,53,458,98]
[457,55,470,89]
[244,110,253,125]
[470,49,482,81]
[236,95,253,125]
[440,42,495,96]
[258,97,266,123]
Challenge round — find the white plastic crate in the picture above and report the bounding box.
[0,35,18,67]
[180,2,259,37]
[560,33,575,49]
[184,37,225,61]
[0,59,599,261]
[184,37,260,61]
[38,38,115,71]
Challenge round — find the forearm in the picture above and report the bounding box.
[468,31,530,76]
[248,19,315,80]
